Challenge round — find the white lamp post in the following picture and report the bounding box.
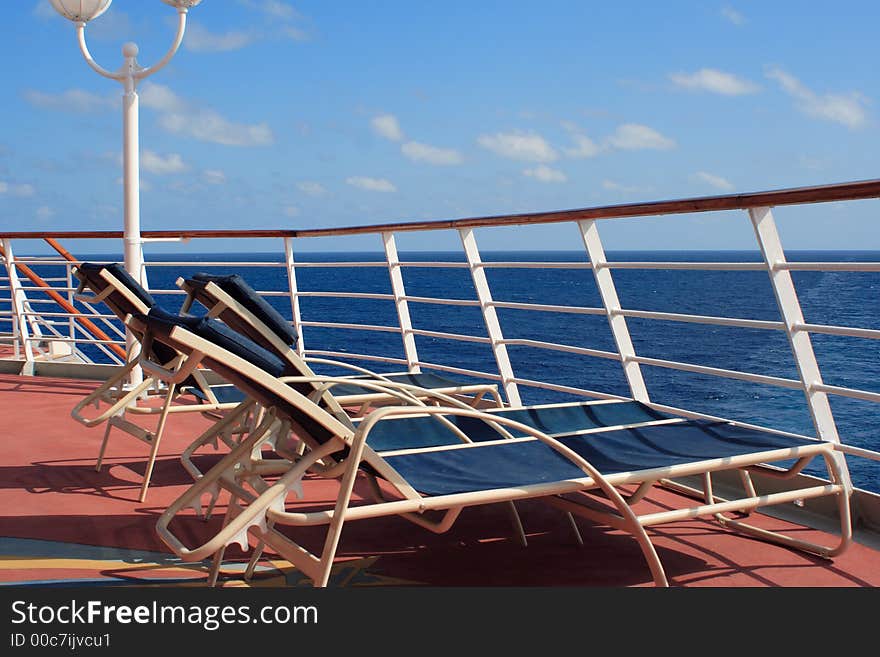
[50,0,202,382]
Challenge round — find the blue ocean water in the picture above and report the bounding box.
[16,250,880,492]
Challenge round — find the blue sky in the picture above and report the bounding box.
[1,1,878,253]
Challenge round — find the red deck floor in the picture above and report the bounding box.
[1,372,878,587]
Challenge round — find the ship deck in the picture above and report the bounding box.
[1,372,878,588]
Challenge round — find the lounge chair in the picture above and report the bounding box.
[140,307,853,587]
[70,262,259,501]
[177,271,504,413]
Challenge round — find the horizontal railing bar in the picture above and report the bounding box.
[144,261,286,267]
[475,261,591,269]
[604,261,766,271]
[20,311,119,320]
[291,262,389,268]
[144,289,187,296]
[797,322,880,340]
[631,355,804,389]
[779,262,880,272]
[490,300,606,315]
[303,349,410,368]
[499,338,621,361]
[402,295,480,307]
[300,321,401,333]
[296,291,395,300]
[510,376,629,401]
[4,259,72,265]
[2,179,876,241]
[413,360,503,382]
[811,382,880,404]
[21,335,123,346]
[397,261,469,268]
[19,285,77,293]
[618,308,785,330]
[835,443,880,462]
[149,288,288,298]
[408,328,492,344]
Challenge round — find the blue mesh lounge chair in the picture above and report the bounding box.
[177,272,504,412]
[138,308,853,587]
[70,263,260,501]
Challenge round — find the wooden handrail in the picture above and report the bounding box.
[0,178,877,242]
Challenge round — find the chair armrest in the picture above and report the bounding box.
[71,274,113,305]
[70,359,155,427]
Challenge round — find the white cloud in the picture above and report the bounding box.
[141,83,273,146]
[23,89,114,113]
[401,141,463,165]
[159,111,273,146]
[238,0,301,19]
[766,67,868,129]
[0,181,35,197]
[184,23,255,52]
[605,123,676,150]
[32,2,56,19]
[562,122,602,158]
[477,131,558,162]
[523,165,567,183]
[283,205,300,217]
[693,171,735,191]
[721,6,745,25]
[233,2,310,41]
[203,170,227,185]
[36,206,55,221]
[139,83,188,113]
[669,68,759,96]
[372,114,404,141]
[346,176,397,192]
[141,151,188,175]
[281,25,309,42]
[261,1,300,19]
[602,180,645,193]
[297,181,326,196]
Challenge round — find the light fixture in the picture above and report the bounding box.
[49,0,203,387]
[48,0,113,23]
[162,0,203,8]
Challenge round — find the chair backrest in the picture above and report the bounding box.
[185,273,297,351]
[140,306,354,451]
[180,274,351,407]
[74,262,156,319]
[75,264,195,383]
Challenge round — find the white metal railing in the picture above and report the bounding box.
[1,180,880,493]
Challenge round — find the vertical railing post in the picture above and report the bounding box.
[578,220,650,402]
[283,237,305,357]
[0,240,36,368]
[748,206,852,490]
[382,232,420,373]
[66,262,76,344]
[459,228,521,406]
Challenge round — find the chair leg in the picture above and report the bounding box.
[207,545,227,587]
[95,419,115,472]
[244,540,266,581]
[138,382,176,503]
[505,501,528,547]
[565,511,584,546]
